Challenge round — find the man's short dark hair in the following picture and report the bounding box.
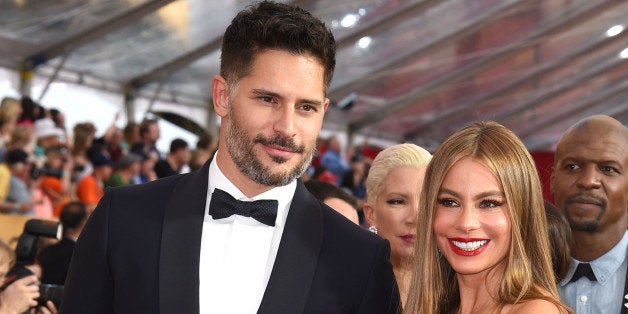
[170,138,189,154]
[196,133,213,150]
[138,119,158,137]
[220,0,336,94]
[60,201,88,230]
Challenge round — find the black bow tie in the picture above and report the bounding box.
[569,262,597,283]
[208,188,278,226]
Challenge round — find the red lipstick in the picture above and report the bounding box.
[400,235,415,244]
[447,238,489,256]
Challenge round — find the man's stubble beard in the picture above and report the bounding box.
[225,104,315,187]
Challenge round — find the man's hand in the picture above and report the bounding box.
[35,300,58,314]
[0,275,39,314]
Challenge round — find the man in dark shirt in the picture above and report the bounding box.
[154,138,190,178]
[38,201,87,285]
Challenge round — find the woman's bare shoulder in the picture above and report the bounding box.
[506,298,565,314]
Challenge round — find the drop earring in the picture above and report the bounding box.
[368,225,378,234]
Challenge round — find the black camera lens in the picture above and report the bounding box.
[38,283,64,308]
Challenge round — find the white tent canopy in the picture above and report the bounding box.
[1,0,626,152]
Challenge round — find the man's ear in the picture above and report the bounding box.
[363,202,376,227]
[322,98,330,113]
[212,75,229,117]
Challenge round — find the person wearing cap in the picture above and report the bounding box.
[39,146,74,217]
[34,118,64,156]
[130,152,157,184]
[107,153,142,187]
[3,148,35,215]
[76,152,113,213]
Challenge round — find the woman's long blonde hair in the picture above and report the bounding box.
[404,121,567,313]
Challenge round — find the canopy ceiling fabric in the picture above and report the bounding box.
[0,0,626,151]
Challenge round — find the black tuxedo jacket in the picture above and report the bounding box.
[62,160,400,313]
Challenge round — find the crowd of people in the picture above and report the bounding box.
[0,96,215,217]
[0,1,626,313]
[0,95,215,313]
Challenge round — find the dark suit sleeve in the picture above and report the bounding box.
[357,239,402,314]
[61,190,114,314]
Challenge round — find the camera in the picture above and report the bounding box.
[30,164,63,180]
[1,267,64,308]
[38,283,64,307]
[2,219,64,308]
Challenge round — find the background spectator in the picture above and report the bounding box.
[5,149,35,215]
[551,115,628,313]
[107,153,142,187]
[0,238,43,313]
[70,122,96,182]
[304,179,359,224]
[189,133,215,171]
[544,200,572,282]
[34,118,65,159]
[38,201,88,285]
[154,138,189,178]
[131,119,160,161]
[48,108,68,145]
[320,135,349,185]
[363,143,431,306]
[0,97,22,161]
[76,152,113,213]
[8,125,35,155]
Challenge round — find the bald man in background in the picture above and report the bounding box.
[551,115,628,313]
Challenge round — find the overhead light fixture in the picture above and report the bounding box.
[340,14,358,28]
[606,24,624,37]
[335,92,358,111]
[357,36,372,49]
[620,47,628,59]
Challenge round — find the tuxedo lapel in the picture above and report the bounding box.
[159,160,210,314]
[258,180,324,313]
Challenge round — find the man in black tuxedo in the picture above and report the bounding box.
[61,1,400,313]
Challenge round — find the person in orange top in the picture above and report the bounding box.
[76,152,113,213]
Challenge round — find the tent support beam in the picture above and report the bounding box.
[327,0,523,101]
[24,0,175,69]
[36,54,69,102]
[403,23,628,140]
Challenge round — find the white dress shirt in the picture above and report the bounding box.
[199,156,295,313]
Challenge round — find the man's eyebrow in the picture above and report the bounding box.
[561,156,622,167]
[251,88,324,106]
[251,89,281,99]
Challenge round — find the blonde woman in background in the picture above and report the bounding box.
[0,98,23,157]
[0,238,58,313]
[363,143,432,306]
[404,121,570,313]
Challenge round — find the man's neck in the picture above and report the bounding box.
[215,151,274,198]
[571,226,626,261]
[166,155,180,171]
[64,230,81,241]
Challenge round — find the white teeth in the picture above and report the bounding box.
[451,240,488,251]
